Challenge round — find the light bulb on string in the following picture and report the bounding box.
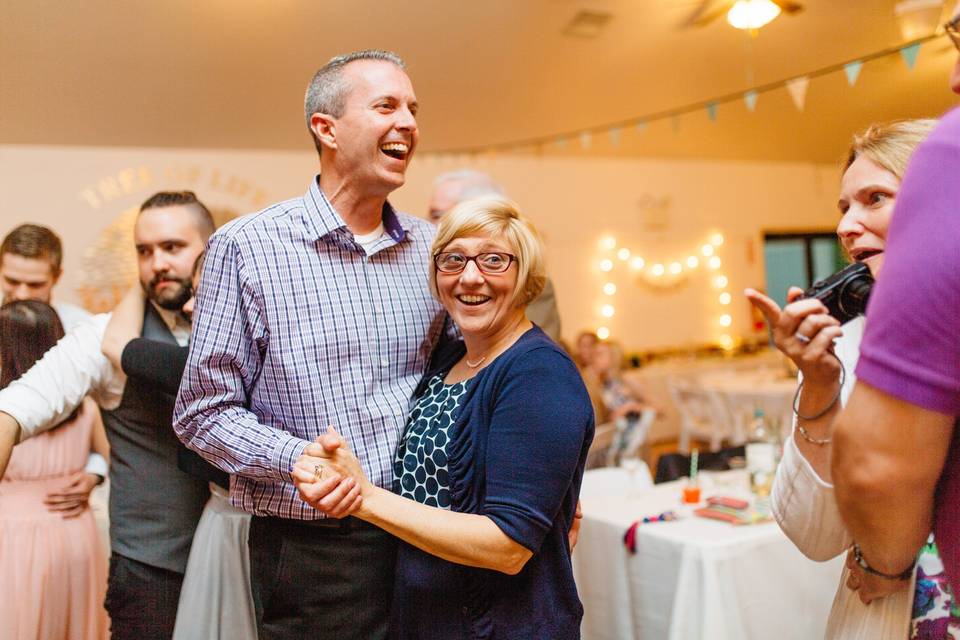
[686,256,699,269]
[630,257,645,270]
[651,263,665,277]
[600,259,614,272]
[603,282,617,296]
[719,334,735,350]
[597,327,611,340]
[708,256,722,270]
[669,262,682,275]
[711,233,725,247]
[617,248,631,261]
[701,244,715,257]
[600,236,617,251]
[719,292,732,305]
[715,275,729,288]
[601,304,615,318]
[719,314,732,327]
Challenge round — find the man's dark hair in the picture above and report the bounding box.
[304,49,406,157]
[139,191,215,238]
[0,224,64,273]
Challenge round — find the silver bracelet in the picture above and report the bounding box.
[792,355,845,421]
[796,424,831,445]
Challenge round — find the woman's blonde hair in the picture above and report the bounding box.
[429,196,547,307]
[843,119,938,180]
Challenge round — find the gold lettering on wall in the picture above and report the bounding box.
[78,167,153,209]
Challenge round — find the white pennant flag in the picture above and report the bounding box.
[785,76,809,112]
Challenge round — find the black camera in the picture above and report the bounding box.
[801,262,874,324]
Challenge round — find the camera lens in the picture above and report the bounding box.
[838,276,872,318]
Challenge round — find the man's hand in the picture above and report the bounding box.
[844,547,910,604]
[43,471,100,518]
[291,427,363,519]
[568,500,583,552]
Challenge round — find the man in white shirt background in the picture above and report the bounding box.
[1,223,92,331]
[0,224,105,520]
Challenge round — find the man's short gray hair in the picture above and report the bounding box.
[304,49,406,156]
[433,169,505,202]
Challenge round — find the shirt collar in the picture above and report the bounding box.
[303,175,408,245]
[151,302,191,345]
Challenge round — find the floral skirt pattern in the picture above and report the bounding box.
[911,537,960,639]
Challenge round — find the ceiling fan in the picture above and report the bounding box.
[679,0,805,32]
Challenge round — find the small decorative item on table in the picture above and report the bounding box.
[622,511,678,553]
[694,496,772,525]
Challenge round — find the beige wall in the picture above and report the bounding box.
[0,144,841,349]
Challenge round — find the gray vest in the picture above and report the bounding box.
[101,304,209,573]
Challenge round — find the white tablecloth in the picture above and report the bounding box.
[573,471,842,640]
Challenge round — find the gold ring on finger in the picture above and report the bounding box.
[313,464,323,481]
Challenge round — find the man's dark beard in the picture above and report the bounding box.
[144,274,192,311]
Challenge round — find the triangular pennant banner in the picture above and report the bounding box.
[785,76,809,112]
[579,131,592,149]
[743,90,758,112]
[636,121,647,134]
[672,115,681,133]
[608,127,621,146]
[900,43,921,70]
[706,102,718,122]
[844,60,863,86]
[555,137,567,150]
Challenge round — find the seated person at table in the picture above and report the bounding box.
[746,119,948,639]
[587,340,657,464]
[294,197,594,640]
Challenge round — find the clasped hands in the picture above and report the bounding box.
[292,426,370,519]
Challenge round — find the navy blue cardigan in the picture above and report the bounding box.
[389,327,595,639]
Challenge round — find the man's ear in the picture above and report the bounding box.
[310,112,338,153]
[50,267,62,286]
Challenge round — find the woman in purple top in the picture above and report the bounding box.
[294,197,594,639]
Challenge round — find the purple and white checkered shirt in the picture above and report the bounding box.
[173,177,448,520]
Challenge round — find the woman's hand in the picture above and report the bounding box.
[291,427,368,518]
[844,548,910,604]
[745,287,843,386]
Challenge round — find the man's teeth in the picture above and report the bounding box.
[380,142,409,158]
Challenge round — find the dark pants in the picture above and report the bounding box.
[105,552,184,640]
[249,515,398,640]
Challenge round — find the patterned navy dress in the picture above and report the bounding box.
[393,374,469,509]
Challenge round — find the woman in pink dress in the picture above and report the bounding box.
[0,300,110,640]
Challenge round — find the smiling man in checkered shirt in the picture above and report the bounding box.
[173,50,450,640]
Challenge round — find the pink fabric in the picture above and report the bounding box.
[0,400,108,640]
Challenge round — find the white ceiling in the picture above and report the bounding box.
[1,0,957,162]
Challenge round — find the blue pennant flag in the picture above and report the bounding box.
[900,43,921,70]
[743,90,758,112]
[844,60,863,86]
[706,102,718,122]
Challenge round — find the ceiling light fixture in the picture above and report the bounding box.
[727,0,782,31]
